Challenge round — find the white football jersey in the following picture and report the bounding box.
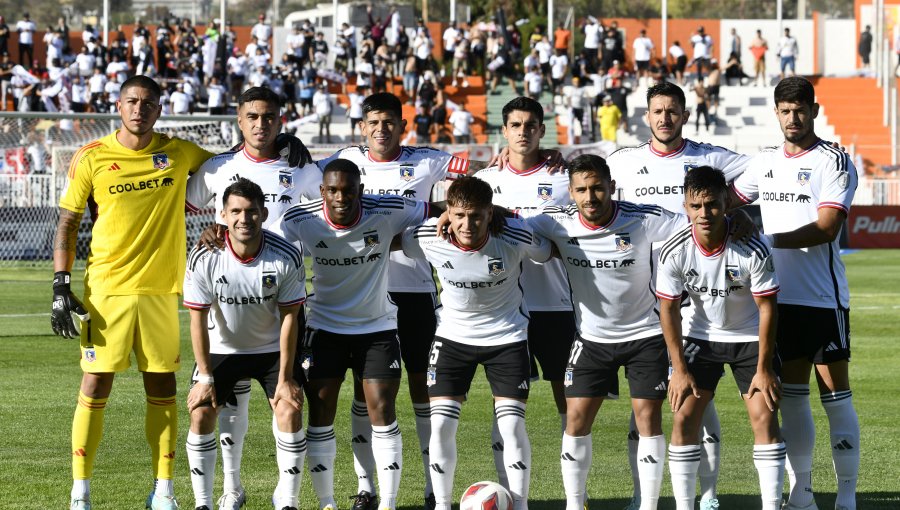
[732,140,857,309]
[475,162,573,311]
[186,147,322,229]
[183,231,306,354]
[656,226,780,343]
[317,145,469,292]
[401,218,551,347]
[275,194,428,334]
[526,201,687,343]
[608,139,750,212]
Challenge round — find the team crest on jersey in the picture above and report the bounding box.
[684,163,698,173]
[84,348,96,362]
[797,170,811,186]
[537,183,553,200]
[364,231,380,247]
[399,164,415,181]
[615,235,632,251]
[726,266,742,282]
[427,369,436,386]
[488,257,506,276]
[279,173,294,188]
[262,274,277,289]
[152,153,170,170]
[564,368,573,387]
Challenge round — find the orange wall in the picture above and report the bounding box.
[607,18,721,69]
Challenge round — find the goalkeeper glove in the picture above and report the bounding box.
[51,271,90,339]
[275,132,314,167]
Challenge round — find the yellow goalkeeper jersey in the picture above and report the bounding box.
[59,131,213,295]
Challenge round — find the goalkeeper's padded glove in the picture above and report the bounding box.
[51,271,90,339]
[275,132,314,167]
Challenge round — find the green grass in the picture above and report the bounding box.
[1,251,899,509]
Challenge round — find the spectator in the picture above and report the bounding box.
[88,68,107,107]
[106,53,129,83]
[581,16,601,69]
[448,102,473,143]
[413,28,433,74]
[297,68,315,115]
[693,80,710,133]
[0,52,12,110]
[207,75,226,114]
[402,50,418,104]
[859,25,873,70]
[750,29,768,86]
[76,47,96,78]
[44,29,64,70]
[535,34,553,91]
[706,59,721,124]
[155,22,171,70]
[248,65,268,88]
[554,22,571,54]
[597,95,622,143]
[393,23,410,76]
[443,21,460,74]
[311,32,328,69]
[169,82,191,114]
[0,16,9,55]
[524,65,542,100]
[564,76,587,144]
[648,57,668,85]
[725,51,750,85]
[313,83,333,143]
[345,85,366,142]
[286,25,305,64]
[111,31,129,63]
[549,48,568,96]
[70,75,88,112]
[342,22,357,72]
[412,105,433,144]
[251,13,273,53]
[487,38,517,94]
[452,37,470,88]
[729,28,742,62]
[367,5,394,49]
[136,41,154,76]
[417,70,438,109]
[601,26,620,71]
[777,27,798,79]
[103,75,121,112]
[632,29,654,85]
[691,26,713,79]
[26,132,47,173]
[669,40,687,85]
[227,49,248,101]
[16,12,35,68]
[251,44,270,71]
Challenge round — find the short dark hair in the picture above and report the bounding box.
[568,154,610,182]
[362,92,402,119]
[120,75,162,101]
[446,176,493,209]
[223,177,266,210]
[238,86,282,108]
[323,158,362,180]
[774,76,815,108]
[683,166,728,198]
[646,81,686,111]
[502,96,544,125]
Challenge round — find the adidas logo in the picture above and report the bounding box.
[654,381,667,391]
[517,380,529,390]
[627,430,639,441]
[639,455,658,464]
[685,269,699,277]
[422,447,429,455]
[567,237,580,246]
[108,162,121,171]
[430,463,445,474]
[315,240,328,249]
[221,437,235,446]
[229,174,242,182]
[310,464,328,473]
[508,461,528,470]
[764,170,774,178]
[834,439,854,450]
[493,186,502,194]
[637,166,649,175]
[560,452,576,461]
[383,462,400,471]
[216,275,229,284]
[491,441,504,452]
[704,434,720,444]
[825,342,839,352]
[285,466,301,474]
[190,468,204,475]
[351,435,369,444]
[389,360,400,369]
[442,261,454,269]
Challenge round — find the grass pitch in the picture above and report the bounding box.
[1,250,898,509]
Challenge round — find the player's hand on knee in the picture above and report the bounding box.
[275,132,314,167]
[197,223,226,250]
[51,271,90,339]
[187,380,216,412]
[273,379,304,411]
[747,368,781,411]
[668,369,699,413]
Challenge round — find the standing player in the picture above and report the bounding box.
[658,166,784,510]
[275,159,443,510]
[474,96,574,487]
[183,179,307,510]
[185,86,322,510]
[524,155,687,510]
[402,176,551,510]
[607,81,751,510]
[730,76,859,510]
[51,76,214,510]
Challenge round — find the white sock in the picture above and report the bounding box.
[627,412,641,500]
[495,400,531,510]
[274,428,307,506]
[698,401,722,502]
[560,433,591,510]
[430,400,461,508]
[154,479,174,498]
[219,380,251,493]
[637,435,666,510]
[668,444,701,510]
[307,425,337,507]
[186,432,217,508]
[491,415,509,489]
[71,479,90,501]
[413,402,434,497]
[351,400,376,494]
[372,421,403,507]
[781,384,815,507]
[822,390,859,510]
[753,442,786,510]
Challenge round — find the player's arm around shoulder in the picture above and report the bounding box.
[503,217,552,263]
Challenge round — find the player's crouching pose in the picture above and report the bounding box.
[401,176,551,510]
[183,178,308,510]
[656,166,784,510]
[523,155,687,510]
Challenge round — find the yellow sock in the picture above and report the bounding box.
[146,394,178,480]
[72,392,108,480]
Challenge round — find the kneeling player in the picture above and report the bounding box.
[401,176,551,510]
[656,166,784,510]
[183,179,308,510]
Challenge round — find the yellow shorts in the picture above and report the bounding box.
[80,293,181,373]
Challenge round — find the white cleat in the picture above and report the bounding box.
[217,490,246,510]
[146,492,180,510]
[782,501,818,510]
[70,498,91,510]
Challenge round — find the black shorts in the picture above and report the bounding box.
[683,338,780,395]
[427,337,531,399]
[528,311,576,381]
[777,304,851,363]
[551,77,563,89]
[350,116,362,128]
[540,62,551,76]
[390,291,438,374]
[302,328,402,381]
[636,59,650,71]
[190,351,305,405]
[707,85,720,101]
[300,97,313,108]
[564,334,668,400]
[674,55,687,72]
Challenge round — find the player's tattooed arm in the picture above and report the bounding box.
[53,208,83,272]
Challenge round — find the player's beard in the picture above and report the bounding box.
[651,123,682,146]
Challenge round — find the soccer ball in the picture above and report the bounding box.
[459,481,513,510]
